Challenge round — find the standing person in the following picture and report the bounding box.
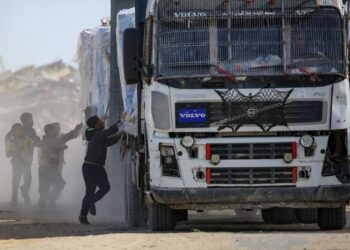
[79,116,120,224]
[19,112,40,204]
[4,124,35,206]
[38,122,83,209]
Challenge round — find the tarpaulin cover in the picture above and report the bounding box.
[76,8,137,136]
[76,26,111,118]
[117,8,138,136]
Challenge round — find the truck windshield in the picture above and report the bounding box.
[156,0,345,81]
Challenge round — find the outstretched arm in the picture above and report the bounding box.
[106,132,121,147]
[95,121,120,141]
[61,123,83,143]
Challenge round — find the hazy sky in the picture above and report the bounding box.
[0,0,110,71]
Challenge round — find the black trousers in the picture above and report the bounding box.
[80,163,110,216]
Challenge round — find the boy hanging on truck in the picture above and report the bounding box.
[79,116,121,224]
[38,122,83,209]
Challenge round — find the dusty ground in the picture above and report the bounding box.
[1,205,350,250]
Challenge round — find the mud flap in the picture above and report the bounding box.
[124,147,146,227]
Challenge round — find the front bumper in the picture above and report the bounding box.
[149,185,350,209]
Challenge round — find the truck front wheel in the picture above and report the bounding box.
[125,148,146,227]
[296,209,318,224]
[262,208,296,224]
[150,203,176,231]
[261,209,273,223]
[174,210,188,222]
[317,205,346,230]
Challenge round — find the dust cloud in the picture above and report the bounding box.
[0,61,121,224]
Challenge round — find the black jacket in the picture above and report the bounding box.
[84,123,119,167]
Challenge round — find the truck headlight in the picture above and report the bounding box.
[165,156,173,165]
[160,145,180,177]
[152,92,170,130]
[160,146,175,156]
[300,135,314,148]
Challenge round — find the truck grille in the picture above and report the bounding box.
[175,101,323,128]
[208,142,296,160]
[208,167,297,185]
[208,101,323,124]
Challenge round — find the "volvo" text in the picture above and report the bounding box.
[179,113,206,118]
[173,12,207,18]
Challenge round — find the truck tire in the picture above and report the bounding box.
[125,149,145,227]
[261,209,273,223]
[262,208,296,224]
[296,209,318,224]
[317,205,346,230]
[151,203,176,231]
[174,210,188,222]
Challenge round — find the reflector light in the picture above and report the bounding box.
[206,144,211,160]
[206,168,211,184]
[292,142,297,159]
[292,167,298,183]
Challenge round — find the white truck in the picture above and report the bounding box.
[120,0,350,231]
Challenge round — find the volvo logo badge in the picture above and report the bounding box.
[246,108,257,118]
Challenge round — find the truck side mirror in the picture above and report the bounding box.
[123,28,141,84]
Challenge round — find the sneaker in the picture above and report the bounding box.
[79,215,90,225]
[89,203,96,216]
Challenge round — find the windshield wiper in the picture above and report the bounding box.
[297,66,321,82]
[211,64,236,81]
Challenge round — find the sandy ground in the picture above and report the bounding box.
[1,205,350,250]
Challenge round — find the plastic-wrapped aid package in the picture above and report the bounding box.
[76,8,137,136]
[76,26,111,119]
[116,8,138,136]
